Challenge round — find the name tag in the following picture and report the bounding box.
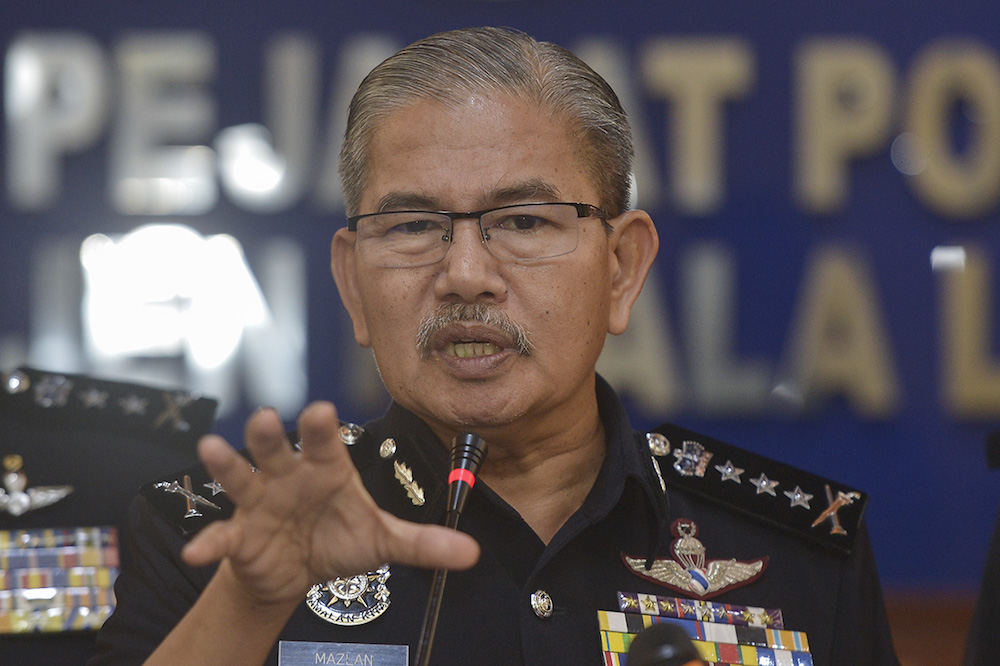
[278,640,408,666]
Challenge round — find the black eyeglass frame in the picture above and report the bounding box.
[345,202,609,233]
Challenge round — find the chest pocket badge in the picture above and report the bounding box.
[306,565,392,626]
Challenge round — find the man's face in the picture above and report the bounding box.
[334,95,621,442]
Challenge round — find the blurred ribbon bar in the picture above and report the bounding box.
[617,590,785,628]
[0,526,118,633]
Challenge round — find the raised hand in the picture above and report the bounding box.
[180,401,480,609]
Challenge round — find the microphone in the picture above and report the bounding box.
[444,432,489,528]
[626,623,706,666]
[414,432,488,666]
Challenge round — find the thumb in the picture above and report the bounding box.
[381,517,481,571]
[181,519,241,568]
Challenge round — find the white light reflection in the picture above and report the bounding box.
[216,123,287,196]
[931,245,967,272]
[890,133,927,176]
[80,224,267,370]
[21,587,58,601]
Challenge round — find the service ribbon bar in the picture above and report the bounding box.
[691,639,814,666]
[0,602,114,633]
[0,526,116,551]
[0,526,119,634]
[602,630,813,666]
[0,544,119,570]
[598,611,809,653]
[617,590,785,629]
[601,651,625,666]
[0,586,115,612]
[0,566,118,591]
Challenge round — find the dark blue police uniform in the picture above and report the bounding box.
[91,377,899,665]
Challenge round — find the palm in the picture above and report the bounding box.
[182,402,478,607]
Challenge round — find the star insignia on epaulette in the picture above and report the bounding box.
[750,473,779,496]
[119,394,149,416]
[622,518,767,600]
[714,459,744,483]
[79,387,109,409]
[784,485,813,509]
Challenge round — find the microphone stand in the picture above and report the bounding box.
[413,432,487,666]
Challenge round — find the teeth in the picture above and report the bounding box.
[447,342,499,358]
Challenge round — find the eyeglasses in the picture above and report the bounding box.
[346,202,608,268]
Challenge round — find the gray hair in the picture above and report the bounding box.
[338,27,634,217]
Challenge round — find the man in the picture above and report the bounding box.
[92,27,898,665]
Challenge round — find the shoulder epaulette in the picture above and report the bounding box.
[649,422,867,556]
[1,367,217,447]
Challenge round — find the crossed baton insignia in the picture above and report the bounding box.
[811,484,861,536]
[155,475,221,519]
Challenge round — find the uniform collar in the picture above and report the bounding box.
[588,375,670,561]
[365,376,670,556]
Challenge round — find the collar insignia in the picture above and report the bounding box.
[306,565,391,626]
[393,461,425,506]
[622,518,767,600]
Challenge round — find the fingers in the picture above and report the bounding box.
[296,402,349,465]
[181,519,239,568]
[197,435,260,507]
[243,408,296,477]
[381,516,481,572]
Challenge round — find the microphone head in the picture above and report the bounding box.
[627,623,704,666]
[450,432,488,475]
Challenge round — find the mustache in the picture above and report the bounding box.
[416,303,534,358]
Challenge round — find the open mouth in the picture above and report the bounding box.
[416,303,533,360]
[446,341,500,358]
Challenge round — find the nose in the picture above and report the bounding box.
[434,219,507,303]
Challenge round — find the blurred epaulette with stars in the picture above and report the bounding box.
[0,367,216,447]
[0,367,217,657]
[0,366,219,534]
[647,422,868,555]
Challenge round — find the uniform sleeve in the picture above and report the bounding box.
[88,495,215,665]
[829,520,900,666]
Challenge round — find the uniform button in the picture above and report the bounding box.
[530,590,553,619]
[647,432,670,456]
[338,423,365,446]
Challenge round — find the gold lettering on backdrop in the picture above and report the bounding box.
[779,245,901,417]
[597,264,683,414]
[905,41,1000,218]
[641,38,754,214]
[794,39,895,214]
[939,244,1000,417]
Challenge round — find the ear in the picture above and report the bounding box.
[607,209,659,335]
[331,229,372,347]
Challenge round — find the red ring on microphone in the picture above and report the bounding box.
[448,468,476,488]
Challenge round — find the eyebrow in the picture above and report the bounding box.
[375,179,564,213]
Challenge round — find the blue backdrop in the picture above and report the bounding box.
[2,0,999,593]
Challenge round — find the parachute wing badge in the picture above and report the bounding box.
[0,454,73,517]
[622,518,767,600]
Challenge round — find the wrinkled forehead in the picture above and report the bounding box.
[361,95,596,208]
